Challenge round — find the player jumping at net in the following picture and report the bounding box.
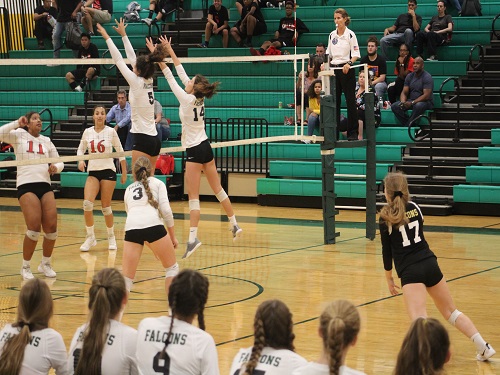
[0,113,63,280]
[96,19,165,173]
[379,172,495,362]
[146,35,242,259]
[77,105,127,252]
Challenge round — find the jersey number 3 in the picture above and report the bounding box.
[399,221,422,247]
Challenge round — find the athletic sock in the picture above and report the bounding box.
[86,225,95,236]
[23,259,30,267]
[107,226,114,236]
[472,333,487,352]
[41,256,51,264]
[228,215,237,226]
[188,227,198,243]
[148,10,154,18]
[69,81,78,90]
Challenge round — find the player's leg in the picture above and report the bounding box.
[39,191,58,277]
[18,192,42,279]
[81,176,99,251]
[402,282,428,320]
[100,178,118,250]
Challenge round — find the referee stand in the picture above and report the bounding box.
[319,66,377,244]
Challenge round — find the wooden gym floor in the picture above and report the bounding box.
[0,197,498,374]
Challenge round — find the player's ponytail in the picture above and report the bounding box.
[380,172,410,229]
[136,43,168,79]
[193,74,219,99]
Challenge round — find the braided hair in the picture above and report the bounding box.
[133,156,162,220]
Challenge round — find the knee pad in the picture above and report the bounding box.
[101,206,112,216]
[124,276,134,292]
[44,231,58,241]
[165,262,179,278]
[26,230,40,242]
[215,189,228,202]
[189,199,200,211]
[448,309,462,326]
[83,200,94,212]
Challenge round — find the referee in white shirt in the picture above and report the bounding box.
[326,8,360,140]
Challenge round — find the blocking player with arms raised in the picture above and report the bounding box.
[147,35,242,259]
[77,106,127,252]
[0,112,63,280]
[379,172,495,361]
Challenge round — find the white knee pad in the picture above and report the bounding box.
[101,206,112,216]
[215,189,228,202]
[44,231,58,241]
[124,276,134,292]
[26,230,40,241]
[83,200,94,212]
[189,199,200,211]
[165,262,179,278]
[448,309,462,326]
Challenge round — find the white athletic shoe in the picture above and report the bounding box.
[477,343,496,361]
[182,238,202,259]
[231,224,243,241]
[74,85,82,92]
[21,265,34,280]
[80,235,97,252]
[142,17,152,26]
[38,262,56,278]
[108,235,117,250]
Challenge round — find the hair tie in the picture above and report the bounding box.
[97,283,109,290]
[18,321,34,331]
[138,166,147,174]
[393,191,403,199]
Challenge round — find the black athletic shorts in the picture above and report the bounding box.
[400,256,443,287]
[124,225,167,245]
[186,139,214,164]
[271,37,293,48]
[70,68,97,81]
[132,133,161,157]
[17,182,53,200]
[88,169,116,182]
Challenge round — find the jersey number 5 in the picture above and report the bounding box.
[399,221,422,247]
[153,351,171,374]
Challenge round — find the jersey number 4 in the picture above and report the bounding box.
[399,221,422,247]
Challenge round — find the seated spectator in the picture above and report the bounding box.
[360,35,387,99]
[65,33,100,92]
[68,268,137,374]
[52,0,83,59]
[230,0,267,47]
[315,43,326,57]
[81,0,113,35]
[356,71,381,140]
[136,269,220,374]
[387,44,414,104]
[444,0,461,15]
[107,90,133,151]
[33,0,58,50]
[416,1,453,61]
[295,58,321,124]
[391,56,433,127]
[235,0,244,16]
[199,0,229,48]
[304,79,322,142]
[292,299,366,375]
[249,1,309,55]
[380,0,422,58]
[229,299,307,374]
[394,317,450,375]
[0,279,68,374]
[154,99,171,142]
[143,0,179,26]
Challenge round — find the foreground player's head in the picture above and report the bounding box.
[383,172,410,204]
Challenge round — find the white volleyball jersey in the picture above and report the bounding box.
[136,316,219,375]
[68,319,138,375]
[106,37,157,137]
[0,324,69,375]
[0,120,64,187]
[292,362,366,375]
[124,177,174,231]
[77,126,125,172]
[229,346,307,375]
[161,65,208,148]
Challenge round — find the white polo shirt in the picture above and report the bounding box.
[326,26,360,65]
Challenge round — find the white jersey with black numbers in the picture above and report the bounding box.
[229,346,307,375]
[161,65,208,149]
[106,37,157,137]
[0,120,64,187]
[68,319,138,375]
[136,316,219,375]
[292,362,366,375]
[0,323,69,375]
[77,126,125,172]
[124,177,174,230]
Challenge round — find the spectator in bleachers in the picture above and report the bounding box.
[444,0,461,15]
[292,300,366,375]
[136,269,219,374]
[65,33,100,92]
[107,90,133,151]
[387,44,414,104]
[380,0,422,59]
[0,279,68,374]
[81,0,113,36]
[315,43,326,57]
[143,0,178,26]
[198,0,229,48]
[249,1,309,56]
[303,79,322,142]
[154,99,171,142]
[230,0,267,47]
[416,1,453,61]
[390,57,433,127]
[356,71,381,140]
[359,35,387,99]
[33,0,58,50]
[52,0,83,59]
[68,268,138,374]
[394,317,450,375]
[230,299,307,374]
[295,57,320,127]
[235,0,244,16]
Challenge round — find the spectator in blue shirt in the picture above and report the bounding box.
[106,90,132,150]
